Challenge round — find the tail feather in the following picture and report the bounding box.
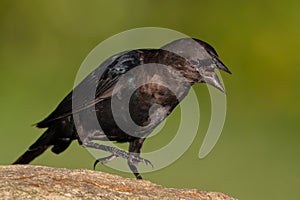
[13,129,55,164]
[51,138,72,154]
[13,145,49,164]
[13,120,75,165]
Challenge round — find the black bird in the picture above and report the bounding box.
[13,38,231,179]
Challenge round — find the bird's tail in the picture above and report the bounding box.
[13,145,49,164]
[13,128,55,164]
[13,127,72,164]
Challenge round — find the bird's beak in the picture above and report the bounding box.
[214,56,232,74]
[202,57,231,93]
[203,71,226,93]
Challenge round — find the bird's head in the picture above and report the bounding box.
[161,38,231,93]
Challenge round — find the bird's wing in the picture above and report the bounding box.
[36,50,142,128]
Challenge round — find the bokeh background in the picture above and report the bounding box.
[1,1,299,199]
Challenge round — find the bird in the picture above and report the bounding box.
[13,38,231,179]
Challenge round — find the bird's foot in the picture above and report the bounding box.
[93,151,153,169]
[128,153,153,168]
[83,141,153,169]
[93,154,117,169]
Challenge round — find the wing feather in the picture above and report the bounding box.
[37,50,141,128]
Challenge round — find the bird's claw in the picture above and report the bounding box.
[129,154,154,168]
[93,151,154,169]
[93,154,117,169]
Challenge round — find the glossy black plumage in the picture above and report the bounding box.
[13,38,231,179]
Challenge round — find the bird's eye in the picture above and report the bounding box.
[117,68,126,73]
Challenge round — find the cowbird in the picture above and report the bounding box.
[13,38,231,179]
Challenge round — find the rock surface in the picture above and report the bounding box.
[0,165,237,200]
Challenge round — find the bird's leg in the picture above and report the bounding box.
[82,141,153,174]
[127,138,148,179]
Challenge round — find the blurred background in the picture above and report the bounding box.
[1,1,299,199]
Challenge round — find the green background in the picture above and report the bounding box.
[1,1,299,199]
